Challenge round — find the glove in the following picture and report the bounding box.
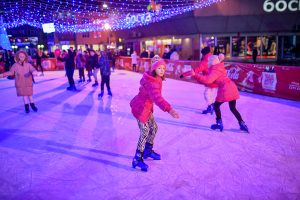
[179,74,184,79]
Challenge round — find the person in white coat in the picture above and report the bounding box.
[131,51,138,72]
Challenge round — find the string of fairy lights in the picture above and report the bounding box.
[0,0,223,32]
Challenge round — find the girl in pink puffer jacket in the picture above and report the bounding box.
[191,55,249,133]
[130,55,179,172]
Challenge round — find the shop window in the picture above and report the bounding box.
[296,36,300,58]
[216,37,230,58]
[202,36,215,48]
[232,36,245,57]
[247,37,258,57]
[261,36,276,58]
[280,36,295,59]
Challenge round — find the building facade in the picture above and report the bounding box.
[115,0,300,64]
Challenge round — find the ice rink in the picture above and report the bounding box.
[0,70,300,200]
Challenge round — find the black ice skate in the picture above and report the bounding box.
[143,142,161,160]
[211,119,223,132]
[98,90,104,98]
[202,104,214,115]
[24,104,30,113]
[239,121,249,133]
[30,103,38,112]
[108,89,112,96]
[92,82,99,87]
[132,150,148,172]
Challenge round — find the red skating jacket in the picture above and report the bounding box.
[192,62,240,102]
[181,53,217,88]
[130,72,171,123]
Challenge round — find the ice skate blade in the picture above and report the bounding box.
[132,160,148,172]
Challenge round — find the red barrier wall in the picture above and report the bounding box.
[116,56,300,101]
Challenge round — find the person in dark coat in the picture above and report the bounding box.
[36,49,44,76]
[60,48,76,90]
[98,51,112,98]
[87,50,99,87]
[252,46,258,64]
[140,48,149,58]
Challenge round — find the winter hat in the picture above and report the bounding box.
[151,55,166,72]
[208,55,220,67]
[218,53,225,62]
[201,46,211,56]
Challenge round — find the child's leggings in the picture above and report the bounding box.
[204,87,217,106]
[136,113,158,152]
[214,100,243,123]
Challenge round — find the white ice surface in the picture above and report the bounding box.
[0,70,299,200]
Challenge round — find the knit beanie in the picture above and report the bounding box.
[151,55,166,72]
[208,55,220,67]
[218,53,225,62]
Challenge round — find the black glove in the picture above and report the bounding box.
[179,74,184,79]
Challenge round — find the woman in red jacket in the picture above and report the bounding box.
[180,47,218,114]
[191,55,249,133]
[130,56,179,172]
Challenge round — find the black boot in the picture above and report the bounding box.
[202,104,214,115]
[143,142,161,160]
[108,89,112,96]
[132,150,148,172]
[92,81,99,87]
[98,90,104,98]
[211,119,223,132]
[239,121,249,133]
[25,104,30,113]
[30,103,38,112]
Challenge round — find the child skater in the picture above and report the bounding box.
[76,50,86,82]
[0,50,38,113]
[191,55,249,133]
[130,55,179,172]
[180,46,218,114]
[98,51,112,98]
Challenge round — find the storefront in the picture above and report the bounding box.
[200,34,278,61]
[196,0,300,63]
[116,0,300,64]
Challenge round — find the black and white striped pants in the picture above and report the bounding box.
[136,113,158,152]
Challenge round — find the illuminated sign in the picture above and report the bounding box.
[42,23,55,33]
[125,13,152,25]
[263,0,300,12]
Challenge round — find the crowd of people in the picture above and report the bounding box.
[0,45,249,173]
[0,47,117,113]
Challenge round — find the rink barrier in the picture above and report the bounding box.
[0,58,64,73]
[115,56,300,101]
[1,57,299,101]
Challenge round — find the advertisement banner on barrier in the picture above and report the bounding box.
[116,56,300,101]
